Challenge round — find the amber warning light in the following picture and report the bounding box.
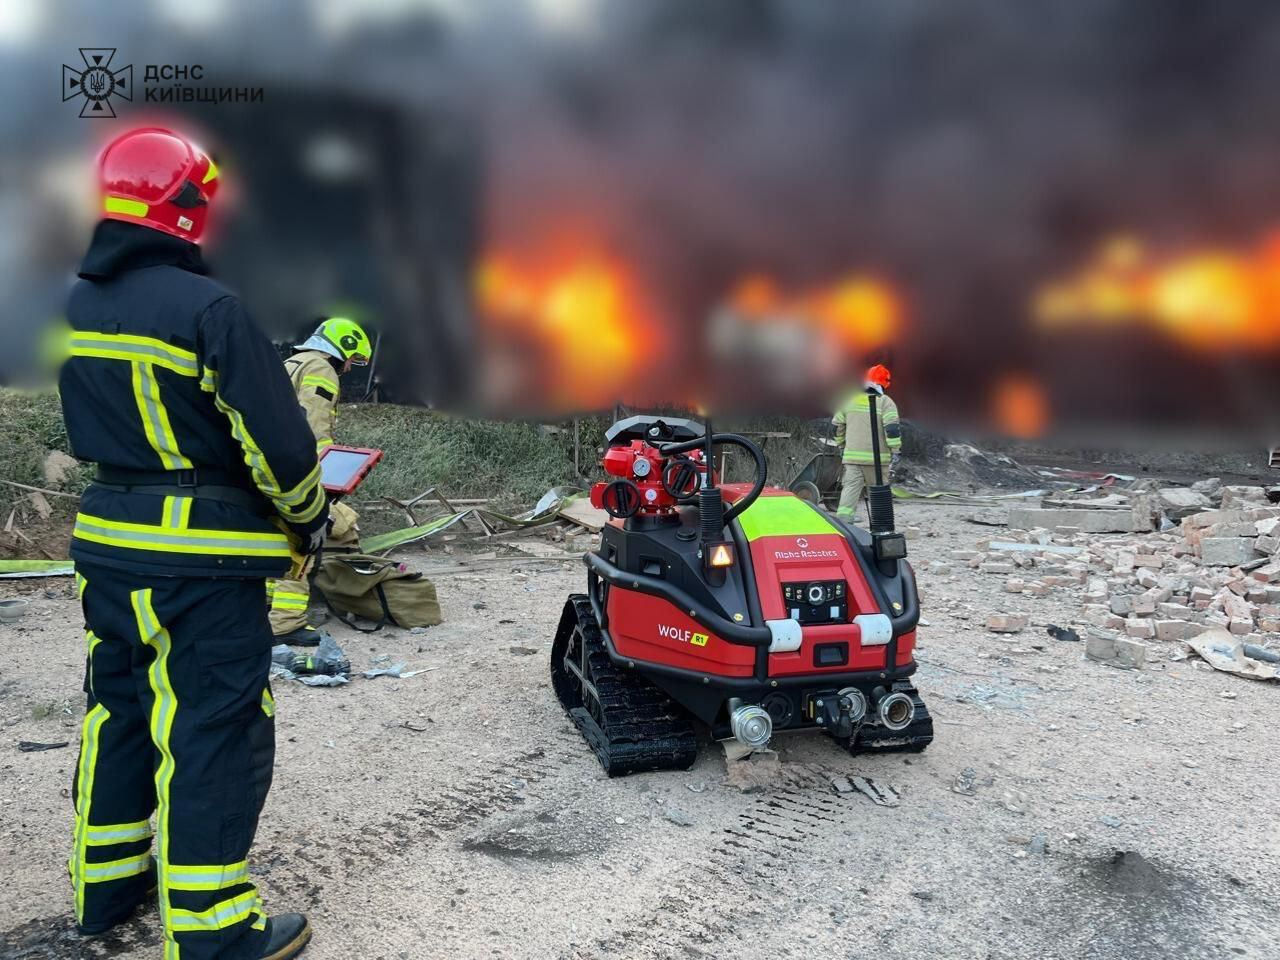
[708,543,735,568]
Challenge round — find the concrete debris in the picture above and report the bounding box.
[1008,507,1149,534]
[1084,631,1147,670]
[724,749,781,792]
[1158,487,1212,519]
[1200,537,1260,567]
[987,613,1029,633]
[964,483,1276,684]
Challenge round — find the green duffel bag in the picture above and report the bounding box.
[313,553,443,631]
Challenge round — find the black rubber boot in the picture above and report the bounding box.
[274,625,329,647]
[258,913,312,960]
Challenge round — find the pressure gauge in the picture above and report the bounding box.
[632,458,652,478]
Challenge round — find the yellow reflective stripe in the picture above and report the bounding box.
[134,590,178,945]
[302,375,336,392]
[68,332,198,377]
[213,394,283,497]
[842,452,878,464]
[202,159,219,184]
[199,366,217,394]
[251,910,267,931]
[214,388,324,522]
[166,861,250,892]
[161,496,193,530]
[86,819,152,846]
[70,702,110,921]
[76,571,88,598]
[846,395,872,412]
[104,196,149,218]
[83,852,152,884]
[260,688,275,718]
[133,362,192,470]
[168,890,260,933]
[74,513,292,558]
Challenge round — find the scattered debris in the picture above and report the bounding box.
[724,749,781,792]
[849,776,900,807]
[1046,625,1080,643]
[952,767,978,796]
[18,740,69,752]
[42,450,80,487]
[987,613,1028,633]
[271,636,353,685]
[1186,628,1278,681]
[0,599,29,622]
[663,808,695,827]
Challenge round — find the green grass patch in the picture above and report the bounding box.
[337,405,604,510]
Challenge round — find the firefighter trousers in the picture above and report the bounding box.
[837,464,881,520]
[70,562,275,960]
[268,499,360,636]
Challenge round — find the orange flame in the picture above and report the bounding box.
[990,374,1050,439]
[1035,232,1280,349]
[474,250,657,409]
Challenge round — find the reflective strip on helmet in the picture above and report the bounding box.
[69,332,199,377]
[132,362,193,471]
[83,852,152,884]
[86,819,153,846]
[166,860,250,892]
[104,196,149,218]
[74,513,292,557]
[167,890,261,933]
[202,159,219,184]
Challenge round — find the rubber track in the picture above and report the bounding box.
[555,595,698,777]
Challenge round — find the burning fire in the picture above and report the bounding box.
[725,271,904,351]
[1035,233,1280,349]
[474,250,661,410]
[990,374,1050,439]
[476,246,907,412]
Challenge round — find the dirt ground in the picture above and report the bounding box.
[1,500,1275,960]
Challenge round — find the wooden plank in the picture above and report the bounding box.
[560,499,608,532]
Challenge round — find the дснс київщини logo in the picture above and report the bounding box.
[63,48,132,118]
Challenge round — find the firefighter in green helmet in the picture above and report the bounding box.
[267,317,372,644]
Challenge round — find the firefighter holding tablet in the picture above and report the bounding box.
[267,317,371,644]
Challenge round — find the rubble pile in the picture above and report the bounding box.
[960,479,1280,672]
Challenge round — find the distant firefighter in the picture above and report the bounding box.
[833,364,902,521]
[267,316,372,645]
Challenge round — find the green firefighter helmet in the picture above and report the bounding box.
[296,317,371,366]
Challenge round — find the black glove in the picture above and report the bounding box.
[287,510,328,558]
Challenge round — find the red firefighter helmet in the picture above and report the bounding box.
[865,363,892,390]
[98,127,220,243]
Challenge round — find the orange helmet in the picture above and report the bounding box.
[865,363,891,389]
[98,127,220,242]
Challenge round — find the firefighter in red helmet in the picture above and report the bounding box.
[61,127,318,959]
[833,364,902,521]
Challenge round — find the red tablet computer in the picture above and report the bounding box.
[318,445,383,496]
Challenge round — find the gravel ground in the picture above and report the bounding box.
[0,501,1275,959]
